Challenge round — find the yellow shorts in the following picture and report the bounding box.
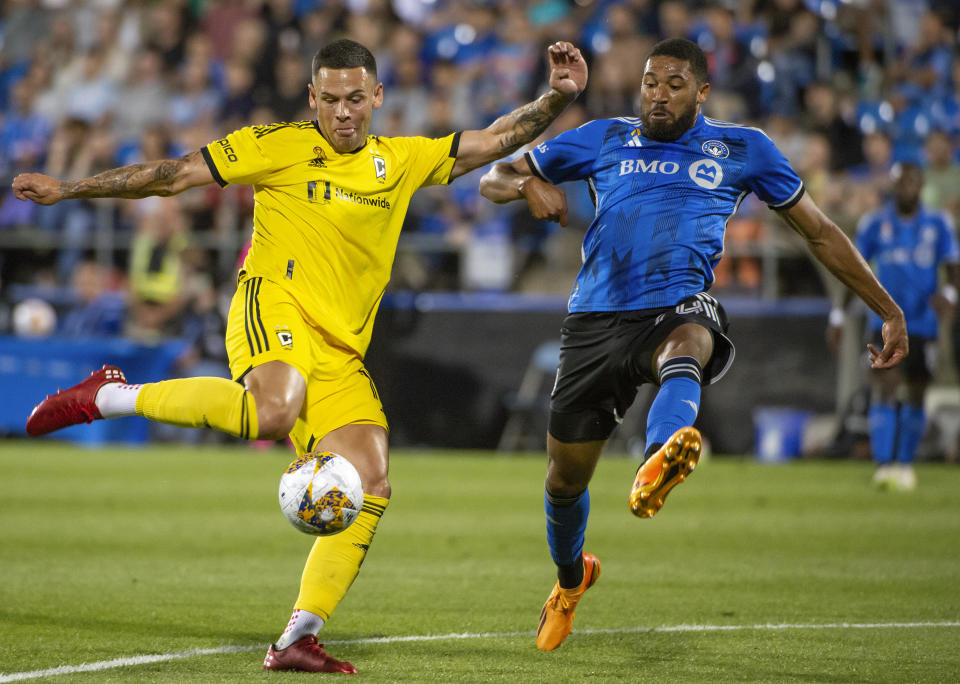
[225,275,387,454]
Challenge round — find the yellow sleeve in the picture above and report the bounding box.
[406,132,461,188]
[201,127,277,187]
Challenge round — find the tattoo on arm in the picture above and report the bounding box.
[61,151,200,200]
[492,90,569,155]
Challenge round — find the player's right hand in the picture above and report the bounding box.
[519,176,568,226]
[868,315,908,369]
[12,173,63,205]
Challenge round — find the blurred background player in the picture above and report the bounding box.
[480,38,907,651]
[829,162,960,490]
[12,38,587,674]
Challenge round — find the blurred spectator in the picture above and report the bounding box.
[0,77,51,181]
[170,53,224,128]
[144,1,190,72]
[921,129,960,218]
[61,47,118,125]
[694,6,761,116]
[34,118,108,283]
[258,49,311,122]
[127,198,190,341]
[803,82,864,171]
[114,49,171,142]
[58,260,126,338]
[849,130,895,194]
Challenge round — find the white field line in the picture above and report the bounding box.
[2,621,959,682]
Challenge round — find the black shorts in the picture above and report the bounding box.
[548,292,735,443]
[871,332,935,383]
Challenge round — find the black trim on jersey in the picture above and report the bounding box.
[253,278,270,352]
[243,278,270,355]
[769,184,805,211]
[449,131,461,158]
[243,279,258,355]
[524,152,547,181]
[235,366,253,384]
[252,121,314,139]
[202,146,227,187]
[306,434,317,453]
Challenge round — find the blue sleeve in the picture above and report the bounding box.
[855,213,880,261]
[742,130,805,210]
[523,119,611,184]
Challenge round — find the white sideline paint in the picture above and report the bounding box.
[2,621,959,682]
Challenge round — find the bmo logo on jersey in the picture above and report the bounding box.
[689,159,724,189]
[618,159,680,175]
[618,156,725,190]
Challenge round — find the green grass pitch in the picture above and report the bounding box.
[1,441,959,682]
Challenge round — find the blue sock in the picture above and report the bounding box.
[896,404,925,464]
[545,488,589,587]
[645,356,702,449]
[868,403,897,465]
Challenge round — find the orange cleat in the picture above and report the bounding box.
[629,426,701,518]
[536,552,601,651]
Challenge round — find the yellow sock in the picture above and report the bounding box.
[135,377,258,440]
[294,495,388,620]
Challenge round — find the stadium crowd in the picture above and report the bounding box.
[1,0,960,455]
[2,0,960,305]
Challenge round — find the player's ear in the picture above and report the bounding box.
[372,82,383,110]
[697,82,710,105]
[308,82,317,109]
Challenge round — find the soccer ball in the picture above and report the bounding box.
[278,451,364,535]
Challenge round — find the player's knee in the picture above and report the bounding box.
[364,477,391,500]
[255,398,299,440]
[545,454,593,496]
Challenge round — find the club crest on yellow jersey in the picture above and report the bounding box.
[275,325,294,348]
[372,152,386,183]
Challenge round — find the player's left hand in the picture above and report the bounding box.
[868,315,908,369]
[547,42,587,99]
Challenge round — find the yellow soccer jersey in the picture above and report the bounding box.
[202,121,459,355]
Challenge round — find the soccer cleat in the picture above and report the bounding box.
[894,464,916,492]
[536,552,601,651]
[263,635,357,674]
[629,426,701,518]
[871,465,896,490]
[25,365,126,436]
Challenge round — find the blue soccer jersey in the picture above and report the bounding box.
[524,114,804,311]
[855,203,960,338]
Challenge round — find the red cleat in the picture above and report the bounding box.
[263,635,357,674]
[25,365,126,436]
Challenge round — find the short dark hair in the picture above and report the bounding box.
[647,38,709,85]
[312,39,377,79]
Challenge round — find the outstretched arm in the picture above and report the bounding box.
[449,41,587,180]
[778,193,908,368]
[12,150,214,205]
[479,157,570,225]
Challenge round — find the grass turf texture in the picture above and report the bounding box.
[1,442,958,682]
